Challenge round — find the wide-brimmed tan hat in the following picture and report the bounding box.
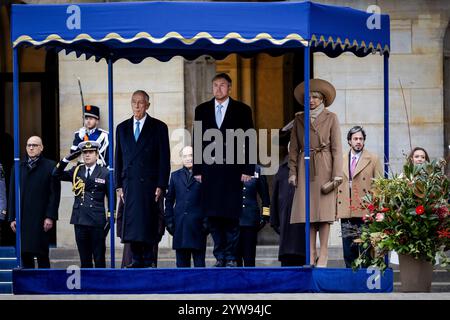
[294,79,336,107]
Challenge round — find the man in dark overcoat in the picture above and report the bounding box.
[270,147,306,267]
[193,73,255,267]
[8,136,61,268]
[115,90,170,268]
[165,146,207,268]
[53,141,109,268]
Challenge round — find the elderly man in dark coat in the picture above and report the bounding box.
[165,146,207,268]
[193,73,255,267]
[8,136,61,269]
[115,90,170,268]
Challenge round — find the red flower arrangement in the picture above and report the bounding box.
[353,159,450,271]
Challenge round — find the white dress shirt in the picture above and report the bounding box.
[85,163,96,179]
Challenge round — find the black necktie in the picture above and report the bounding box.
[87,168,91,179]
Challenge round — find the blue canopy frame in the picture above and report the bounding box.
[10,1,390,269]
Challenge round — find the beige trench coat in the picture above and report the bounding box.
[288,109,343,223]
[337,149,383,219]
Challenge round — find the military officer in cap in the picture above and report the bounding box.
[70,105,109,167]
[53,141,110,268]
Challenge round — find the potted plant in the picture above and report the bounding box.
[353,159,450,292]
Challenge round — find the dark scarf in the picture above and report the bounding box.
[27,155,41,170]
[183,166,192,181]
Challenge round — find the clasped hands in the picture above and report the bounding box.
[116,187,162,203]
[288,175,343,187]
[193,174,252,183]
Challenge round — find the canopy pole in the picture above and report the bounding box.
[383,53,390,267]
[303,46,311,267]
[383,54,389,177]
[13,47,22,268]
[107,57,115,268]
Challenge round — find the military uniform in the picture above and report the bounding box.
[70,105,109,167]
[236,165,270,267]
[53,141,110,268]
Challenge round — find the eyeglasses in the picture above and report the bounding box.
[26,144,41,148]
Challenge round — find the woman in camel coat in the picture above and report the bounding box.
[288,79,343,267]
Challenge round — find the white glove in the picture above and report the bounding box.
[288,175,297,187]
[78,127,87,139]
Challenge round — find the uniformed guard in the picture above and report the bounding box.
[236,164,270,267]
[70,105,109,166]
[53,140,110,268]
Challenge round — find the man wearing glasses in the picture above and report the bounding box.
[8,136,61,268]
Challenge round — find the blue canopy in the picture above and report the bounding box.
[12,1,390,62]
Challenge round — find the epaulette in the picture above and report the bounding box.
[98,128,109,134]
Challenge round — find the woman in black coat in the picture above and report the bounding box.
[270,156,306,266]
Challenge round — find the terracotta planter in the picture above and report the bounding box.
[398,254,433,292]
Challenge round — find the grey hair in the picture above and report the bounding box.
[179,145,193,157]
[132,90,150,103]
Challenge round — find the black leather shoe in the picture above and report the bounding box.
[144,262,157,268]
[125,262,144,268]
[225,260,237,267]
[214,260,226,267]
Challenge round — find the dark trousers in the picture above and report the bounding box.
[74,225,106,268]
[236,226,257,267]
[121,243,159,268]
[22,252,50,269]
[208,217,240,262]
[341,218,364,268]
[176,248,206,268]
[280,254,306,267]
[130,241,156,267]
